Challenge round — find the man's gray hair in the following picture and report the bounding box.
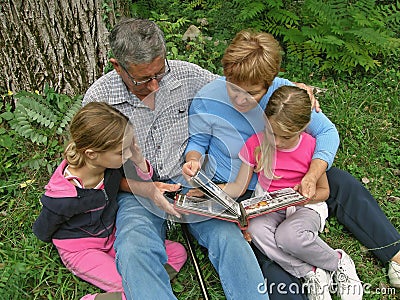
[109,18,166,67]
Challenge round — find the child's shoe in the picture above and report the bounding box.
[388,261,400,288]
[80,292,122,300]
[332,249,363,300]
[303,268,332,300]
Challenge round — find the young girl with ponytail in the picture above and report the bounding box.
[33,102,186,300]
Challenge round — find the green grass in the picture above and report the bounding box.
[1,52,399,300]
[2,0,399,296]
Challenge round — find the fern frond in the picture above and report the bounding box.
[56,96,82,135]
[305,0,347,25]
[280,0,400,74]
[265,8,300,28]
[8,90,82,145]
[377,0,400,32]
[347,28,392,53]
[16,95,58,128]
[355,0,377,17]
[10,109,49,145]
[281,28,307,43]
[342,41,364,56]
[236,1,266,22]
[187,0,208,9]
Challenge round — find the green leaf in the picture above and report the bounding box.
[0,134,13,148]
[0,111,14,121]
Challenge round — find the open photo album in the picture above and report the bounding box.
[174,170,308,229]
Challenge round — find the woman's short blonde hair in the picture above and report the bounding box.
[222,30,282,88]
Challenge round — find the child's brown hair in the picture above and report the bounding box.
[64,102,131,168]
[255,86,311,178]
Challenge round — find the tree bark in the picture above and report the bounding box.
[0,0,130,97]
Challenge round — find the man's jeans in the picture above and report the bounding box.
[113,192,269,300]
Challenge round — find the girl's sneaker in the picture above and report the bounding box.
[332,249,363,300]
[388,261,400,288]
[303,268,332,300]
[80,292,122,300]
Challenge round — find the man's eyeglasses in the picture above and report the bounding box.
[121,59,171,86]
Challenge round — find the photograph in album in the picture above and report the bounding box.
[174,170,308,229]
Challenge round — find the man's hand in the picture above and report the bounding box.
[151,182,182,218]
[120,178,181,218]
[186,188,205,197]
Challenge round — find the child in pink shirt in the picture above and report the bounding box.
[223,86,362,300]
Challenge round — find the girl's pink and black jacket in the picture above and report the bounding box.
[32,160,122,243]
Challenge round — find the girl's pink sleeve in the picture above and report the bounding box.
[238,134,258,167]
[135,160,154,180]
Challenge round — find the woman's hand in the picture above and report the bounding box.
[293,82,321,112]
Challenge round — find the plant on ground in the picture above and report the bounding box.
[139,0,400,75]
[6,85,82,174]
[279,0,400,73]
[1,2,399,299]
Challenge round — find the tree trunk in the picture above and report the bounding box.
[0,0,130,97]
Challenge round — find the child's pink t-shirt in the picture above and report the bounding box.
[239,131,328,231]
[239,132,315,191]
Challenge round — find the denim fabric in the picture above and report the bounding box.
[114,192,173,299]
[188,218,269,299]
[113,192,269,300]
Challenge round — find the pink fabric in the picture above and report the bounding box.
[53,229,116,252]
[58,237,186,299]
[165,239,188,271]
[239,132,315,191]
[44,160,78,198]
[58,236,122,293]
[134,159,154,180]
